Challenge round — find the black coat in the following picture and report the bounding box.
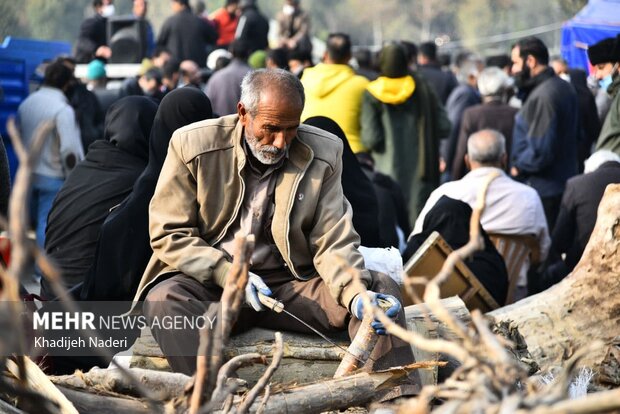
[303,116,385,248]
[81,88,213,302]
[67,82,105,153]
[362,165,411,249]
[0,136,9,217]
[42,96,159,299]
[569,69,601,172]
[403,195,508,305]
[551,161,620,271]
[236,5,269,54]
[74,14,107,63]
[452,100,518,180]
[157,9,217,66]
[417,63,458,105]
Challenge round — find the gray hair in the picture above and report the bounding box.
[240,69,305,115]
[467,129,506,164]
[456,57,481,83]
[584,150,620,174]
[477,66,510,97]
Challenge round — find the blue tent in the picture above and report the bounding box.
[561,0,620,72]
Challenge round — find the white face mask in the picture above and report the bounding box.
[101,4,116,17]
[559,73,571,83]
[283,4,295,15]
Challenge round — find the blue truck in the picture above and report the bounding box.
[0,36,72,181]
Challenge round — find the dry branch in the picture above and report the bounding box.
[237,332,284,413]
[190,235,254,413]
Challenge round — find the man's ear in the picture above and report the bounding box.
[464,154,471,171]
[237,102,247,124]
[501,153,507,169]
[526,54,537,70]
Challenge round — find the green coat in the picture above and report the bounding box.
[361,72,451,225]
[596,76,620,155]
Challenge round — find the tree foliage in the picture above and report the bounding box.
[2,0,586,58]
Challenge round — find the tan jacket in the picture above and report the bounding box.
[133,115,371,310]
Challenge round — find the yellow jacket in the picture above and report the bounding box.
[301,63,370,153]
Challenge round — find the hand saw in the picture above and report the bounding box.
[257,292,372,365]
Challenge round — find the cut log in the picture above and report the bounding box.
[50,367,191,401]
[55,386,153,414]
[489,184,620,370]
[218,363,439,414]
[130,299,468,387]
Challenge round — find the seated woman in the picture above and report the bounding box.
[81,87,213,302]
[42,96,159,299]
[303,116,385,248]
[403,195,508,305]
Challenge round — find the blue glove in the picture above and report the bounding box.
[350,291,401,335]
[245,272,272,312]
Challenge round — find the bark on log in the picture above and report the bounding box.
[218,363,440,414]
[50,367,191,401]
[489,184,620,369]
[55,386,154,414]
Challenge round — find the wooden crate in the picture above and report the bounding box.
[402,231,500,312]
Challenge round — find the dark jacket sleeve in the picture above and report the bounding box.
[550,182,576,256]
[360,92,385,152]
[511,95,560,174]
[0,136,10,217]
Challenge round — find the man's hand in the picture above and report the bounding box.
[350,291,401,335]
[95,45,112,59]
[245,272,272,312]
[510,166,519,177]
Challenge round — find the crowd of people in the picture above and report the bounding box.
[2,0,620,386]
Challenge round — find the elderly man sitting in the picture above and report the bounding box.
[413,129,550,300]
[132,69,418,394]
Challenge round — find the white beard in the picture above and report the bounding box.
[245,132,286,165]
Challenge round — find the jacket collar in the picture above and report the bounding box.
[519,66,555,102]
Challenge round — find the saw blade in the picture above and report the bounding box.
[258,292,371,365]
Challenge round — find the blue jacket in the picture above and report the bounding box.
[512,68,579,197]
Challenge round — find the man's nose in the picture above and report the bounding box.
[273,132,287,149]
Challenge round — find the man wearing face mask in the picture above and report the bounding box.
[134,69,419,398]
[276,0,312,55]
[74,0,113,63]
[509,37,579,232]
[588,35,620,156]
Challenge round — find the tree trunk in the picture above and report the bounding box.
[489,184,620,369]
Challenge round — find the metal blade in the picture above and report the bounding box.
[257,292,372,365]
[279,307,370,366]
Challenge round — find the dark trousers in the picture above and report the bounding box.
[541,193,562,233]
[143,271,417,384]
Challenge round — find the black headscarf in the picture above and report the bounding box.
[379,43,409,78]
[81,87,213,301]
[103,95,159,161]
[403,196,508,305]
[303,116,385,248]
[42,96,159,299]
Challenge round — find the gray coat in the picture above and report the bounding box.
[204,59,251,116]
